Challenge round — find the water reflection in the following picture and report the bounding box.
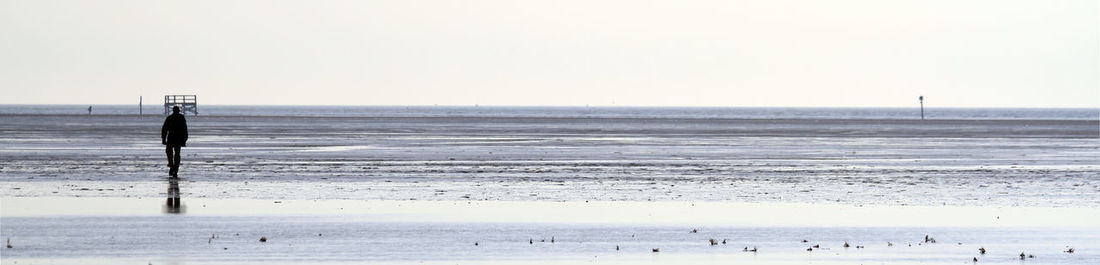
[164,177,184,214]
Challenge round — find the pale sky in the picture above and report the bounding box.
[1,0,1097,107]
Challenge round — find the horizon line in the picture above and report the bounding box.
[0,103,1096,110]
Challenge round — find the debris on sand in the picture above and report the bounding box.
[259,236,267,242]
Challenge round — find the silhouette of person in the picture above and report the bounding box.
[87,106,92,115]
[162,106,188,177]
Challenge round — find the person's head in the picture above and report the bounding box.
[172,106,180,114]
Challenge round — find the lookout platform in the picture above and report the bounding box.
[164,95,198,115]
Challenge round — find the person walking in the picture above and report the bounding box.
[162,106,188,177]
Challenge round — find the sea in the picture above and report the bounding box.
[1,104,1096,120]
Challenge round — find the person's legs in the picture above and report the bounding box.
[165,145,174,168]
[171,146,182,177]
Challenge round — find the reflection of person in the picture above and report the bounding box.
[161,106,188,177]
[166,176,182,213]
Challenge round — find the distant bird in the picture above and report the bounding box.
[551,236,555,243]
[1028,254,1035,258]
[844,242,850,248]
[709,239,719,246]
[888,242,894,247]
[1020,252,1026,260]
[802,239,809,243]
[474,242,479,246]
[616,245,620,251]
[722,239,727,245]
[979,247,986,255]
[690,229,698,233]
[6,238,11,248]
[973,257,978,262]
[652,248,660,253]
[750,247,758,252]
[806,247,813,251]
[812,244,820,249]
[259,236,267,242]
[529,238,533,244]
[1065,247,1075,253]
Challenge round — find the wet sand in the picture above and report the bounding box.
[1,114,1097,206]
[1,113,1098,263]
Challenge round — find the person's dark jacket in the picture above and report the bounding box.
[162,113,188,146]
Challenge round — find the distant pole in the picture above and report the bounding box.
[918,96,924,120]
